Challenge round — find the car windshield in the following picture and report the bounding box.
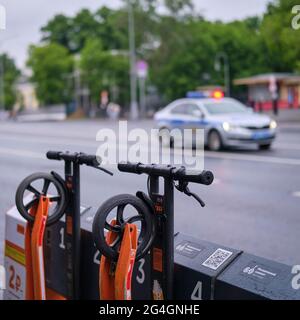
[202,100,249,115]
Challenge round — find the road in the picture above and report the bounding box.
[0,119,299,266]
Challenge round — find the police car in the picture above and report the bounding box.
[154,91,277,151]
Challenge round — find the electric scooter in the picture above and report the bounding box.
[15,151,113,300]
[92,162,214,300]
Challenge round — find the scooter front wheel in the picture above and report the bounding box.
[15,172,68,226]
[92,194,155,262]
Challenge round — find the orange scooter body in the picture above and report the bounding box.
[25,196,49,300]
[99,220,138,300]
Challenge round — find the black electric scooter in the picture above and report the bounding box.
[92,162,213,300]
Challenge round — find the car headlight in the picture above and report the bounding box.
[222,122,239,131]
[222,122,231,131]
[270,120,277,129]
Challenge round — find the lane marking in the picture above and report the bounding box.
[0,136,300,167]
[0,132,150,147]
[1,131,300,151]
[0,134,97,148]
[0,147,44,160]
[0,147,117,170]
[0,144,300,168]
[205,151,300,166]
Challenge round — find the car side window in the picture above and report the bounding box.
[186,104,202,116]
[170,104,186,115]
[170,103,201,116]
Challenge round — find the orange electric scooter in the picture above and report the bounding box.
[93,194,155,300]
[93,162,214,300]
[15,151,112,300]
[99,220,138,300]
[25,196,50,300]
[16,172,68,300]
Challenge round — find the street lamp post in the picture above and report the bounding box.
[136,60,148,119]
[0,56,4,110]
[128,0,139,120]
[215,52,230,97]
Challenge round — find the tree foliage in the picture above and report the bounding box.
[28,0,299,105]
[0,54,20,110]
[261,0,300,72]
[27,43,74,105]
[80,38,129,105]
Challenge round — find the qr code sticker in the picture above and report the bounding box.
[202,248,233,270]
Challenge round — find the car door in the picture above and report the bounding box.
[168,102,206,147]
[168,102,204,131]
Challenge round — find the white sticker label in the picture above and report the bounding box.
[242,261,278,284]
[202,248,233,270]
[4,257,26,300]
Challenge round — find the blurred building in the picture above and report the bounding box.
[234,73,300,111]
[14,76,39,111]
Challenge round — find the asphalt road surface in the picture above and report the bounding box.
[0,119,299,266]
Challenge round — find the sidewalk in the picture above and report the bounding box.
[15,105,66,122]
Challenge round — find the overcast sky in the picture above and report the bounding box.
[0,0,270,69]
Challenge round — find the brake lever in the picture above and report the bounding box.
[91,165,114,176]
[188,191,205,207]
[175,181,205,207]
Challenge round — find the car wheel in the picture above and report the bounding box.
[159,128,174,148]
[259,143,271,150]
[208,130,222,151]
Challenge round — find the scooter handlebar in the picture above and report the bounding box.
[118,162,214,185]
[46,151,101,167]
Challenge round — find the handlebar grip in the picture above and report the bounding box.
[78,154,101,166]
[181,170,214,185]
[46,151,62,161]
[118,162,142,174]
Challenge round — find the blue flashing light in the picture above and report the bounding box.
[186,91,208,99]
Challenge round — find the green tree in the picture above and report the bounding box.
[68,9,100,53]
[41,8,129,53]
[0,54,20,110]
[41,14,73,50]
[149,17,268,101]
[34,1,300,106]
[80,38,129,106]
[41,10,99,53]
[93,7,128,51]
[261,0,300,71]
[27,43,74,105]
[164,0,194,18]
